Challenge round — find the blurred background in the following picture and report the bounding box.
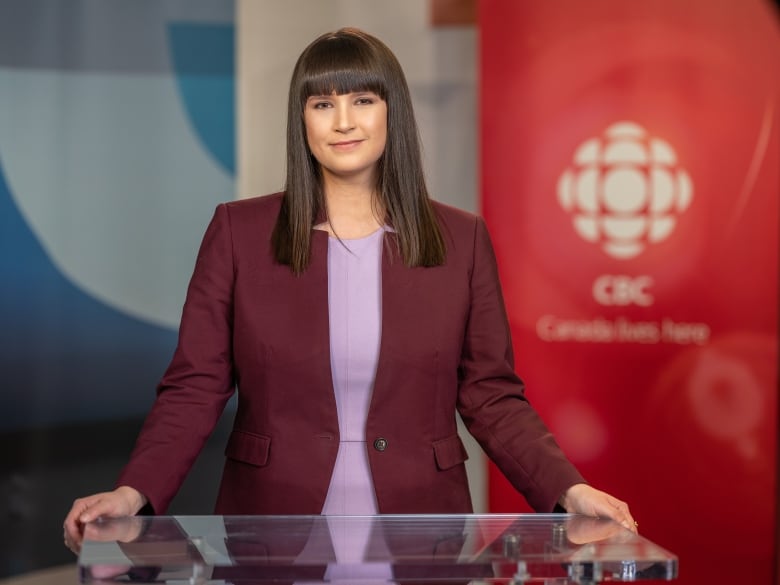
[0,0,777,583]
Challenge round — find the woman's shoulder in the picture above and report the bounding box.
[430,199,482,233]
[428,199,495,260]
[219,192,284,228]
[223,192,284,213]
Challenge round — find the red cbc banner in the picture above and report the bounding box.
[479,1,779,583]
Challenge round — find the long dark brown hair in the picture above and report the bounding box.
[271,27,446,274]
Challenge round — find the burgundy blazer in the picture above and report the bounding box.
[116,193,584,515]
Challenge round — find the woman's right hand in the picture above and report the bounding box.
[63,485,148,554]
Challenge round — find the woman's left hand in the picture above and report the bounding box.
[558,483,638,533]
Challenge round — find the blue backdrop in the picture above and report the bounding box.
[0,0,236,576]
[0,0,236,431]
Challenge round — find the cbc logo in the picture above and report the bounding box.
[557,121,693,259]
[593,275,653,306]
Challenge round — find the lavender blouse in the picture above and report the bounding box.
[320,227,386,516]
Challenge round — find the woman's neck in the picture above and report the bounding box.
[318,181,385,239]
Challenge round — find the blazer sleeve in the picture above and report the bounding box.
[455,216,585,512]
[116,203,237,514]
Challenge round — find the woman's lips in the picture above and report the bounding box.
[330,139,365,150]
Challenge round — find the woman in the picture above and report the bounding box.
[64,27,635,553]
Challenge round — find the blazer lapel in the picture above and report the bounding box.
[372,232,414,405]
[310,229,339,435]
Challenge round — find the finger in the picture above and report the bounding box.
[67,494,105,524]
[64,493,119,555]
[608,500,638,533]
[623,510,639,534]
[64,499,94,540]
[608,497,628,513]
[63,527,82,555]
[79,497,119,524]
[620,517,638,533]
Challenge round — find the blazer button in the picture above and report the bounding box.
[373,437,388,452]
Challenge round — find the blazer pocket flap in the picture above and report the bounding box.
[225,430,271,467]
[433,435,469,470]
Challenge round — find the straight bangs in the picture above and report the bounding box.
[297,39,387,103]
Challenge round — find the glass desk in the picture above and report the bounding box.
[78,514,677,584]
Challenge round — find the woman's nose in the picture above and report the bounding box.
[334,101,355,132]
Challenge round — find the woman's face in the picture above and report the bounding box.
[304,91,387,188]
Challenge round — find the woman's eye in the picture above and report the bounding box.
[313,101,331,109]
[355,97,374,105]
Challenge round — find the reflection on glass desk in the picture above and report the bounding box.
[78,514,677,584]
